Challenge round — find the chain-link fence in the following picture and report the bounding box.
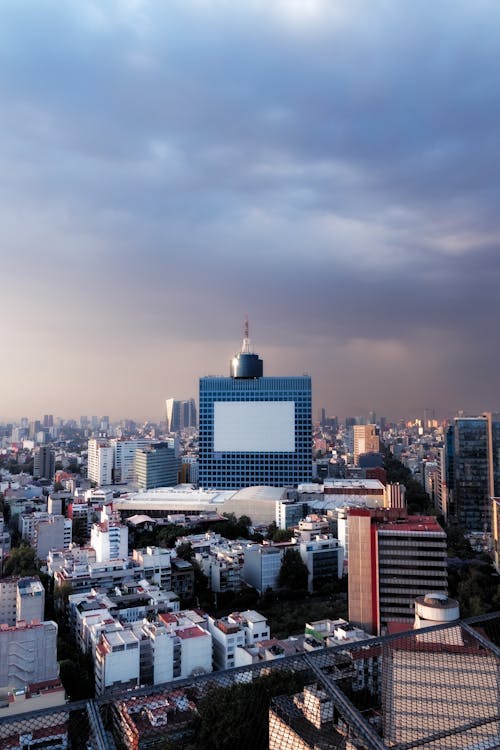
[0,612,498,750]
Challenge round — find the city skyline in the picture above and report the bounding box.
[2,1,500,420]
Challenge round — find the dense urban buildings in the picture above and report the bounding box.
[199,324,312,489]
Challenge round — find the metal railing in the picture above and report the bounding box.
[0,611,498,750]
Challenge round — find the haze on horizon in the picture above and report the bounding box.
[1,1,499,424]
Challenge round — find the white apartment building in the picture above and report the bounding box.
[87,439,114,486]
[134,620,175,685]
[67,590,117,652]
[194,545,243,593]
[132,546,173,589]
[20,512,50,546]
[90,521,128,562]
[159,611,212,679]
[95,628,140,696]
[207,615,246,670]
[53,558,145,599]
[94,610,212,695]
[207,610,270,670]
[21,513,72,559]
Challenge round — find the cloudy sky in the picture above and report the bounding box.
[1,0,499,422]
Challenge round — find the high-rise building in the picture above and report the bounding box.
[33,446,55,480]
[165,398,197,432]
[199,322,312,490]
[112,438,153,484]
[353,424,379,465]
[348,508,447,634]
[87,438,114,486]
[135,443,179,489]
[444,413,500,532]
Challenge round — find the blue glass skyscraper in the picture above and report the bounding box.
[199,323,312,490]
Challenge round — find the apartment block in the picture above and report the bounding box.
[207,610,270,670]
[91,521,128,562]
[348,509,447,634]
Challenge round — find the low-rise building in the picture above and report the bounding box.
[112,689,197,750]
[269,684,341,750]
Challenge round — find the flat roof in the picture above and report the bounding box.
[378,516,444,533]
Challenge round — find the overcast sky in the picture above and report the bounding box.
[1,0,499,422]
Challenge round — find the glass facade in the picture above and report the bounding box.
[199,376,312,489]
[454,418,490,532]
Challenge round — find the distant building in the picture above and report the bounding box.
[87,439,114,486]
[33,447,55,481]
[165,398,197,433]
[0,576,45,626]
[112,439,153,484]
[353,424,379,465]
[16,577,45,625]
[35,515,72,559]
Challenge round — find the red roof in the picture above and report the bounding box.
[177,626,207,639]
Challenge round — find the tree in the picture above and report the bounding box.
[382,447,434,514]
[266,521,293,542]
[3,544,39,577]
[278,548,309,591]
[195,669,309,750]
[176,541,193,561]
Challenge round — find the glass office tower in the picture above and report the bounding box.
[199,328,312,490]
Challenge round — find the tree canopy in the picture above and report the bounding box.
[3,544,39,577]
[278,548,309,591]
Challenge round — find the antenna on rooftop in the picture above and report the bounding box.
[241,314,251,353]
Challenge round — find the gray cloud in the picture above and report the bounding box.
[1,0,499,419]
